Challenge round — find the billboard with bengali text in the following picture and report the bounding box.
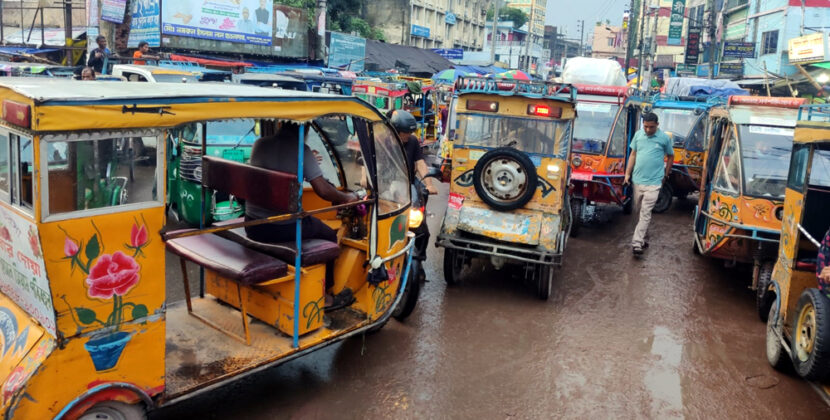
[128,0,161,48]
[162,0,274,46]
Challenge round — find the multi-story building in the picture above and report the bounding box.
[484,20,544,70]
[505,0,546,39]
[591,24,626,61]
[363,0,491,51]
[633,0,689,71]
[543,25,580,71]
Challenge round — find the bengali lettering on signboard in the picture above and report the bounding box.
[719,62,744,75]
[788,32,828,64]
[411,25,430,38]
[685,27,701,65]
[162,0,273,46]
[667,0,686,46]
[0,210,55,336]
[128,0,160,48]
[102,0,128,24]
[329,32,366,72]
[722,41,756,59]
[432,48,464,60]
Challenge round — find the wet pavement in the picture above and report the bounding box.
[156,187,830,419]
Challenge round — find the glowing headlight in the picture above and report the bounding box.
[547,164,561,173]
[409,208,424,229]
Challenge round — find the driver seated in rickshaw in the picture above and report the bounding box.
[244,122,359,306]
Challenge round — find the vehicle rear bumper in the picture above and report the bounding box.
[435,233,562,266]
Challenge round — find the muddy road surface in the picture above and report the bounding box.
[158,188,830,419]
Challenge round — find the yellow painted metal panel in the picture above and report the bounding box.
[793,126,830,143]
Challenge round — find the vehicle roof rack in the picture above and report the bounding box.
[454,76,576,102]
[798,104,830,122]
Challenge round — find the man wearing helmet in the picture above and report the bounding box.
[389,110,439,194]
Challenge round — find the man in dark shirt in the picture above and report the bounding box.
[389,110,438,194]
[87,35,112,74]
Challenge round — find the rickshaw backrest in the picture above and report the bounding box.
[202,156,300,213]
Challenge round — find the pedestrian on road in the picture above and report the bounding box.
[133,41,161,65]
[624,112,673,256]
[87,35,112,74]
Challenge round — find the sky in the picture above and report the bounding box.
[545,0,630,45]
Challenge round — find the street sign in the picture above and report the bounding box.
[411,25,430,38]
[432,48,464,60]
[329,32,366,72]
[789,32,829,64]
[684,27,701,65]
[722,41,756,59]
[445,13,457,25]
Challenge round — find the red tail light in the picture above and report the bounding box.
[528,104,562,118]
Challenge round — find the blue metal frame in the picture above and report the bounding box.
[454,76,577,103]
[799,104,830,122]
[293,125,305,349]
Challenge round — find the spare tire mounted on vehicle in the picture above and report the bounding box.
[473,147,538,211]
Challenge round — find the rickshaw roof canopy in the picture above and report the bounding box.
[0,78,383,132]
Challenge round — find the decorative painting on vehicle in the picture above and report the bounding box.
[58,219,150,372]
[742,197,783,230]
[0,209,55,336]
[711,193,740,223]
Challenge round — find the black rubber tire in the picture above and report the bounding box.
[79,401,147,420]
[472,147,538,212]
[766,303,791,372]
[792,288,830,381]
[652,183,673,214]
[692,236,700,255]
[443,248,461,286]
[537,265,554,300]
[622,197,633,215]
[569,198,583,238]
[756,262,775,323]
[392,260,423,321]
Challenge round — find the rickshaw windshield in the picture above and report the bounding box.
[205,120,258,146]
[572,102,619,153]
[652,108,698,147]
[811,148,830,187]
[373,123,410,215]
[739,125,794,198]
[456,114,569,156]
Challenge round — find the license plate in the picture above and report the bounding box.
[571,172,593,181]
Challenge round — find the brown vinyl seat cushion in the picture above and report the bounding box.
[165,233,288,286]
[214,218,341,266]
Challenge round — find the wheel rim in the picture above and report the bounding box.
[481,158,527,203]
[796,302,817,362]
[79,406,126,420]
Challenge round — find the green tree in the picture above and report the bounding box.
[485,6,528,29]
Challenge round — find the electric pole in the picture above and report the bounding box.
[577,20,585,56]
[636,0,647,91]
[524,1,536,72]
[491,0,501,65]
[706,0,715,79]
[646,1,659,84]
[623,0,639,73]
[316,0,327,62]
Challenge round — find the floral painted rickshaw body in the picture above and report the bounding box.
[694,96,805,319]
[764,104,830,398]
[0,78,414,419]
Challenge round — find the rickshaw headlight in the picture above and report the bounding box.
[409,207,424,229]
[572,156,583,168]
[193,166,203,183]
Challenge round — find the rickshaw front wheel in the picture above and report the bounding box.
[793,288,830,381]
[652,183,673,214]
[79,401,146,420]
[766,303,791,372]
[756,262,775,323]
[536,265,554,301]
[569,198,583,238]
[443,249,463,286]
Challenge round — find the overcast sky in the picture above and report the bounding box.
[545,0,630,44]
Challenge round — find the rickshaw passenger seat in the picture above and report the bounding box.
[214,219,341,266]
[202,156,300,214]
[166,233,288,285]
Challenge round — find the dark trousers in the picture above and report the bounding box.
[245,216,337,288]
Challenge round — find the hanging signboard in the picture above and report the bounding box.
[411,25,430,38]
[788,32,829,64]
[722,41,755,59]
[684,27,701,65]
[128,0,160,48]
[101,0,128,24]
[667,0,686,46]
[329,32,367,72]
[161,0,274,46]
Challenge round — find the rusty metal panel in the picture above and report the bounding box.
[457,206,542,245]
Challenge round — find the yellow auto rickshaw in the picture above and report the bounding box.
[435,76,577,300]
[693,96,806,321]
[0,78,415,418]
[765,104,830,397]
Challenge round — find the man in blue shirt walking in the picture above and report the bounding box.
[624,112,674,256]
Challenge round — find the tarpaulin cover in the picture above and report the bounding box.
[452,65,502,76]
[665,77,747,98]
[561,57,627,86]
[0,46,61,56]
[169,54,252,68]
[365,39,453,76]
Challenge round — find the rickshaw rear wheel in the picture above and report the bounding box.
[569,198,583,237]
[443,249,462,286]
[756,262,775,323]
[79,401,146,420]
[653,183,673,214]
[792,289,830,381]
[536,265,554,300]
[393,260,424,321]
[766,303,791,372]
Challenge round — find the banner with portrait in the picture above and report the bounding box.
[162,0,274,46]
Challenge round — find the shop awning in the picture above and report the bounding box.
[364,40,453,76]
